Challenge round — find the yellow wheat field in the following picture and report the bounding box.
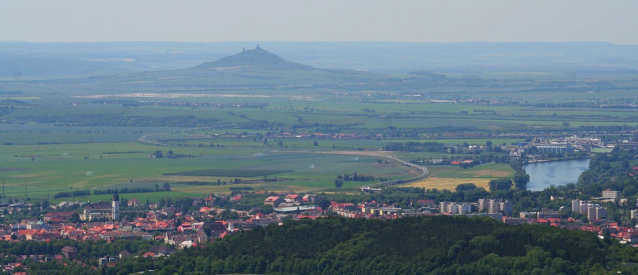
[403,177,493,191]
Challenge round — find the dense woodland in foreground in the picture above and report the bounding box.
[7,216,636,274]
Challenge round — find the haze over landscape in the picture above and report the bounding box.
[2,0,638,44]
[2,1,638,274]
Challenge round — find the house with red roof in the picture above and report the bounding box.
[177,222,193,233]
[44,212,75,223]
[128,199,140,207]
[285,194,301,202]
[264,196,283,207]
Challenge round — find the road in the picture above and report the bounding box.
[138,133,429,188]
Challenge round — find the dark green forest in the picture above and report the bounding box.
[18,216,638,274]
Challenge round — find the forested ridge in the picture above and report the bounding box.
[2,210,637,274]
[58,216,637,274]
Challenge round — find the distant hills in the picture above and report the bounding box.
[0,54,148,79]
[195,45,315,71]
[5,42,638,95]
[3,41,638,78]
[92,46,378,91]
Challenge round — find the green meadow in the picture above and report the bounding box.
[0,142,416,201]
[3,60,638,203]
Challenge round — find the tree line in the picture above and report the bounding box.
[93,184,170,195]
[18,114,220,127]
[54,184,170,199]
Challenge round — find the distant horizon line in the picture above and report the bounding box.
[0,40,633,46]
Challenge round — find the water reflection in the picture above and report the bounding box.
[523,159,590,191]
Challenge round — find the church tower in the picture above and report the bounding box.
[112,192,120,220]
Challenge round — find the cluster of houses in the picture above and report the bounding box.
[5,185,638,272]
[0,191,330,248]
[0,198,294,272]
[263,193,323,214]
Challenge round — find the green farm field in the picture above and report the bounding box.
[4,47,638,205]
[0,141,417,201]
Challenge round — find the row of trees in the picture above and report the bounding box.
[384,141,447,152]
[151,150,192,159]
[337,172,377,182]
[55,184,171,198]
[510,160,531,190]
[20,114,221,127]
[53,190,90,199]
[488,178,513,191]
[93,184,170,195]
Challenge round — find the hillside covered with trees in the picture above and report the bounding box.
[22,216,632,274]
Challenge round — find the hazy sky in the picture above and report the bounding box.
[2,0,638,44]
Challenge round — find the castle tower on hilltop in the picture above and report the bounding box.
[112,192,120,220]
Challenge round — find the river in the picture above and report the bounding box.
[523,159,590,191]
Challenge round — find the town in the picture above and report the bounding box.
[3,134,638,272]
[1,175,638,273]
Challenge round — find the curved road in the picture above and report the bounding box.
[138,132,429,188]
[307,150,429,188]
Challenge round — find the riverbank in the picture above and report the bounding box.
[526,156,591,164]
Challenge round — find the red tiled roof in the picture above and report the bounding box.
[265,196,280,202]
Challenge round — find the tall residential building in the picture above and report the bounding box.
[571,200,580,213]
[596,207,607,220]
[500,201,513,216]
[587,206,607,222]
[488,199,500,214]
[459,203,472,214]
[587,206,597,222]
[580,201,593,215]
[439,202,471,215]
[448,203,459,215]
[440,202,449,214]
[478,199,488,212]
